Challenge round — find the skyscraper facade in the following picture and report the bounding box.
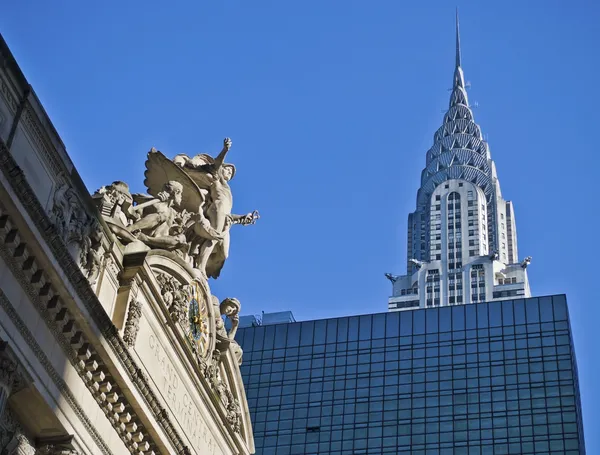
[387,15,531,311]
[238,295,586,454]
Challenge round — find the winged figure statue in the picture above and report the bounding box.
[142,138,258,279]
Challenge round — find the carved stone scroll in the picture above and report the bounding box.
[49,182,104,286]
[122,300,142,347]
[155,273,190,327]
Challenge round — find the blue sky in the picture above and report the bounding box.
[2,0,599,450]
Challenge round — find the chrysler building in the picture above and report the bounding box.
[387,14,531,311]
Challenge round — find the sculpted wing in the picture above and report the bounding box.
[172,153,217,190]
[143,150,205,214]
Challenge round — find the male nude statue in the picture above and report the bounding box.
[126,180,187,250]
[174,138,257,278]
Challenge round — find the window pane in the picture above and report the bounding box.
[314,320,327,344]
[242,328,254,351]
[274,323,288,348]
[337,318,348,342]
[300,321,315,346]
[326,319,338,344]
[539,296,554,322]
[553,295,568,321]
[477,303,489,328]
[287,323,301,346]
[386,311,400,338]
[465,304,477,330]
[489,301,502,327]
[452,305,465,331]
[525,299,540,324]
[359,315,372,341]
[501,300,514,326]
[400,311,413,336]
[348,317,360,341]
[263,325,276,350]
[439,307,451,332]
[426,308,439,333]
[413,310,425,335]
[373,313,387,339]
[514,299,526,325]
[253,326,265,350]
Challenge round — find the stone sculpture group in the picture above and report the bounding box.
[91,138,255,362]
[61,137,258,435]
[94,137,259,280]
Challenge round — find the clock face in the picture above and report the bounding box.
[189,298,201,340]
[188,281,210,357]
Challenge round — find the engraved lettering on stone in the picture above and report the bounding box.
[147,334,218,454]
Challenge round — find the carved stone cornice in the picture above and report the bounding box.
[0,294,113,455]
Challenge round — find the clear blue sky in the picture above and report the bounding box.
[2,0,599,450]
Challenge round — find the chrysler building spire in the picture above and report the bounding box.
[455,8,461,68]
[386,15,531,311]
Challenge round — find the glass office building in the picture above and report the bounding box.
[236,295,586,454]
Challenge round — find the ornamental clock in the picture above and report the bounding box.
[187,281,210,357]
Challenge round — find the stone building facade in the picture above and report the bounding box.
[0,33,254,455]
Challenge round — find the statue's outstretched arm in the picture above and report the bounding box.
[213,137,232,170]
[229,210,260,226]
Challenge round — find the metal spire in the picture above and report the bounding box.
[455,8,461,68]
